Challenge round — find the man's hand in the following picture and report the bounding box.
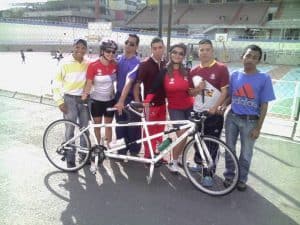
[188,81,206,96]
[81,93,88,101]
[208,106,218,115]
[188,88,198,96]
[143,102,150,120]
[250,127,260,140]
[216,105,227,115]
[114,101,124,115]
[59,103,68,114]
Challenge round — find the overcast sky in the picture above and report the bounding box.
[0,0,47,10]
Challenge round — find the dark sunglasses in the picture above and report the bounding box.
[171,50,184,56]
[125,40,136,47]
[104,50,116,54]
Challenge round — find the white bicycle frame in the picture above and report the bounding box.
[61,105,214,183]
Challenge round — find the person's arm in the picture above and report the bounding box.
[133,62,146,102]
[81,79,93,100]
[250,102,268,139]
[115,77,135,114]
[52,63,67,113]
[188,80,206,96]
[210,65,230,114]
[115,61,140,114]
[133,81,142,102]
[81,63,96,100]
[209,86,228,114]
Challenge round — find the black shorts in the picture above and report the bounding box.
[90,99,115,118]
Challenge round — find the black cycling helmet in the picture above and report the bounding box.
[169,43,187,56]
[100,39,118,52]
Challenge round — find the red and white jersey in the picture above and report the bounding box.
[189,60,229,112]
[87,59,117,101]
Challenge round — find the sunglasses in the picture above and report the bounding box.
[104,50,116,54]
[125,40,136,47]
[171,50,184,56]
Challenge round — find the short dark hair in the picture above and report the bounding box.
[73,38,87,48]
[151,37,164,47]
[242,44,262,61]
[129,33,140,46]
[198,39,213,47]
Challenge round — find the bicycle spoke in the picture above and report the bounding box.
[183,136,239,196]
[43,119,91,172]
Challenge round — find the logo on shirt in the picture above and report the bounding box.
[97,69,102,76]
[210,73,216,80]
[234,83,255,99]
[205,89,214,97]
[169,78,175,84]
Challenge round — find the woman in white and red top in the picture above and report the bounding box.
[144,43,194,173]
[82,40,118,144]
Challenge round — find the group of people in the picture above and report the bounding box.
[52,34,275,192]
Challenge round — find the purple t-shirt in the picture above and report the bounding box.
[230,70,275,115]
[116,54,140,94]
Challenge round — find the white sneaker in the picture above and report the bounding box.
[168,161,179,173]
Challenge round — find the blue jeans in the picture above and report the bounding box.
[224,111,258,183]
[63,94,90,163]
[115,92,141,155]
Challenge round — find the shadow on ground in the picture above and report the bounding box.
[44,160,299,225]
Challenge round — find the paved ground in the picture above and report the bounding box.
[0,94,299,225]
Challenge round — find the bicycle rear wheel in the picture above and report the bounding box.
[43,119,91,172]
[183,135,239,196]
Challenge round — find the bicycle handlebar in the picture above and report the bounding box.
[189,111,209,123]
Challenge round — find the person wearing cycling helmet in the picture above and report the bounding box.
[144,43,194,173]
[82,39,118,145]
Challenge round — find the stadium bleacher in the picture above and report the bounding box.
[179,4,240,25]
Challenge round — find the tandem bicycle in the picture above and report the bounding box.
[43,101,239,196]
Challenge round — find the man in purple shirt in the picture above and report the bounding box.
[114,34,141,156]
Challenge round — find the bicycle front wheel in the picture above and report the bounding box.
[183,135,239,196]
[43,119,91,172]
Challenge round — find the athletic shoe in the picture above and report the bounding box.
[168,161,179,173]
[237,181,247,192]
[223,178,233,188]
[202,176,213,187]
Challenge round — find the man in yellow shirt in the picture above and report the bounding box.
[52,39,89,168]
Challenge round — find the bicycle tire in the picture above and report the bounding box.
[43,119,91,172]
[182,135,239,196]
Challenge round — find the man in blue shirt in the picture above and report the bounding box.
[224,44,275,191]
[114,34,141,156]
